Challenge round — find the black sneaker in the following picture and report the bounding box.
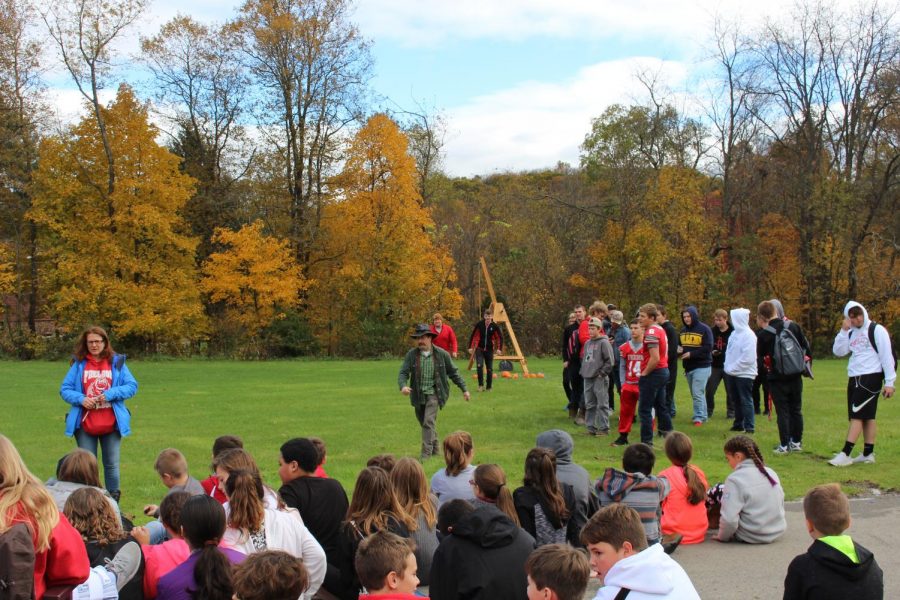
[662,533,683,555]
[729,425,743,432]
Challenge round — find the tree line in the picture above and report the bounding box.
[0,0,896,358]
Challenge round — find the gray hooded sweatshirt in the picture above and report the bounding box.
[535,430,597,541]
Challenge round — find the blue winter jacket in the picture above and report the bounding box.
[60,354,138,437]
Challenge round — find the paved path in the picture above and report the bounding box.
[583,493,898,599]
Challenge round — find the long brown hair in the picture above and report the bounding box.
[442,431,473,477]
[0,434,59,552]
[390,458,437,530]
[73,326,114,362]
[664,432,706,505]
[523,448,569,522]
[473,464,519,526]
[64,487,125,547]
[58,449,102,487]
[224,470,265,535]
[346,467,415,536]
[724,435,778,486]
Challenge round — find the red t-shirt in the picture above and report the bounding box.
[82,356,112,402]
[642,324,668,371]
[619,341,644,389]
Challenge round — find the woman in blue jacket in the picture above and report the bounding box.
[60,326,137,502]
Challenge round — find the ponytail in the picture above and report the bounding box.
[524,448,569,522]
[724,435,777,487]
[443,431,474,477]
[473,464,520,526]
[664,432,706,505]
[193,544,234,600]
[224,470,265,534]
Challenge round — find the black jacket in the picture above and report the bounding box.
[512,483,579,546]
[429,505,536,600]
[661,320,679,374]
[279,476,349,560]
[783,539,882,600]
[757,318,810,381]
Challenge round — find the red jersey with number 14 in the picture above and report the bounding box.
[620,341,644,390]
[642,324,668,370]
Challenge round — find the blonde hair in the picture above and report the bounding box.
[390,458,437,530]
[0,434,60,552]
[346,467,415,535]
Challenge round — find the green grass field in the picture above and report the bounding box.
[1,357,896,521]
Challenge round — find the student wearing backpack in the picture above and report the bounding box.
[828,301,896,467]
[756,300,811,455]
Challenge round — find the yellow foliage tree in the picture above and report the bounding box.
[31,85,205,342]
[308,113,462,355]
[200,221,305,335]
[756,212,805,312]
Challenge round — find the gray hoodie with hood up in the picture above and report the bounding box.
[535,429,597,541]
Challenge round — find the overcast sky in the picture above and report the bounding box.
[45,0,787,177]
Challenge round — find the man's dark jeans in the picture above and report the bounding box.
[639,367,672,444]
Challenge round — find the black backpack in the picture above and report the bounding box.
[764,322,806,376]
[850,321,898,370]
[0,522,36,600]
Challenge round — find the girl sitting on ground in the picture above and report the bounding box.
[221,470,326,599]
[212,448,279,511]
[471,463,520,526]
[131,491,192,599]
[659,431,708,545]
[716,435,786,544]
[390,457,439,585]
[513,447,577,546]
[156,495,245,600]
[430,431,477,505]
[336,466,416,600]
[64,487,145,600]
[46,449,120,518]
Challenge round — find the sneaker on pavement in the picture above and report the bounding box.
[789,441,803,452]
[662,533,683,555]
[104,540,141,591]
[852,453,875,464]
[773,445,790,455]
[828,452,854,467]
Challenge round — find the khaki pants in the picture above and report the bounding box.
[415,395,439,458]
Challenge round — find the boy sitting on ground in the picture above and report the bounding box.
[596,443,669,546]
[783,483,883,600]
[582,504,699,600]
[141,448,205,544]
[355,530,424,599]
[525,544,591,600]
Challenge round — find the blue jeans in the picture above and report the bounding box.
[638,368,672,444]
[74,429,122,492]
[685,367,711,423]
[726,374,755,432]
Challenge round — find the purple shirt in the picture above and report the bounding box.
[156,547,246,600]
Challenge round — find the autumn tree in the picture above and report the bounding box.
[0,0,43,339]
[141,16,251,260]
[231,0,372,267]
[308,113,461,355]
[31,86,205,346]
[200,220,304,350]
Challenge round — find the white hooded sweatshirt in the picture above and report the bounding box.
[833,301,896,387]
[592,543,700,600]
[724,308,757,379]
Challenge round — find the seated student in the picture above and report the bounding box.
[213,448,279,510]
[658,432,708,546]
[582,504,700,599]
[525,543,591,600]
[430,431,477,505]
[596,444,669,546]
[131,491,192,599]
[513,448,578,546]
[535,429,597,541]
[390,457,439,586]
[143,448,206,544]
[232,550,309,600]
[430,499,535,600]
[717,435,786,543]
[200,435,243,503]
[470,463,521,525]
[64,487,145,600]
[46,449,121,518]
[367,453,397,473]
[277,437,349,597]
[355,531,424,600]
[157,495,246,600]
[308,437,329,478]
[783,483,883,600]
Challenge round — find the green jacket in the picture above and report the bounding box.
[398,345,468,407]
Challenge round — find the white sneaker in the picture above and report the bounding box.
[773,445,790,455]
[828,452,854,467]
[789,441,803,452]
[852,453,875,464]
